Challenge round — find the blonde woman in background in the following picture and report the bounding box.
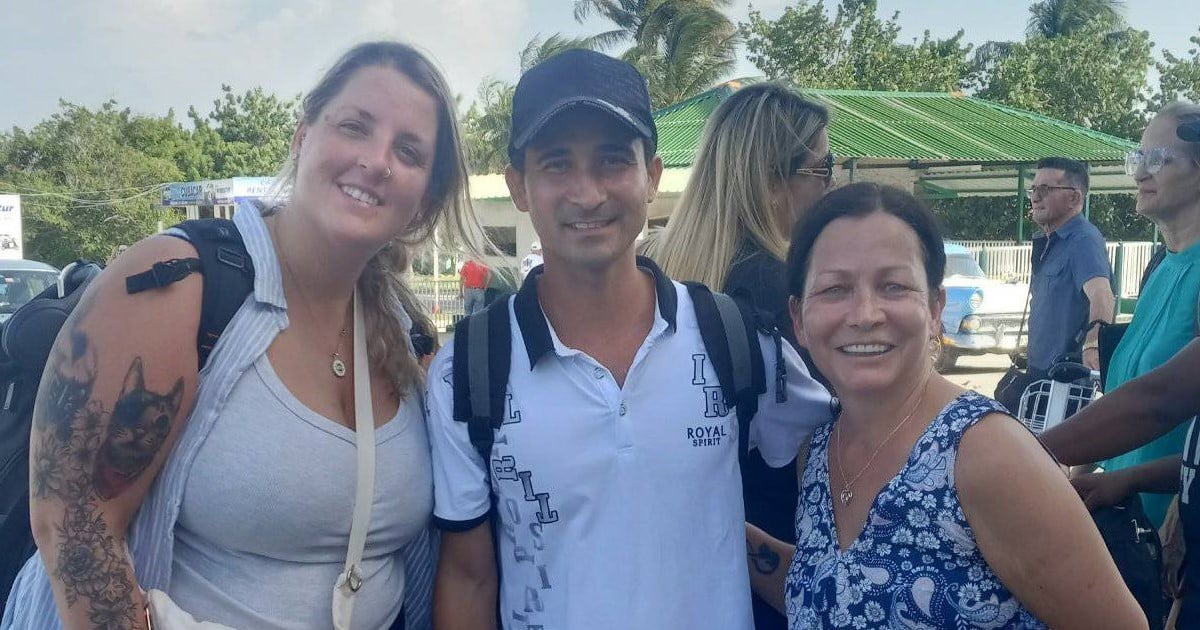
[3,41,486,630]
[643,81,833,630]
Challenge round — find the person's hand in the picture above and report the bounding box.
[1082,346,1100,371]
[1070,470,1133,511]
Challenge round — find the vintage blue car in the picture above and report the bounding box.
[938,244,1028,372]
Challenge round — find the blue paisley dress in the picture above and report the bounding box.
[785,391,1047,629]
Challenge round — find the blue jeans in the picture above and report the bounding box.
[464,288,485,315]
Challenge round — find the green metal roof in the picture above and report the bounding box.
[653,79,1137,168]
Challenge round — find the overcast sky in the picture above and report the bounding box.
[2,0,1197,130]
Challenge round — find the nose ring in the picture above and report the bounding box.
[383,166,392,180]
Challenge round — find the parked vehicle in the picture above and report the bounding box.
[938,244,1028,372]
[0,260,59,324]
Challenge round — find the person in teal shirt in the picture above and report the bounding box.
[1082,102,1200,528]
[1100,240,1200,525]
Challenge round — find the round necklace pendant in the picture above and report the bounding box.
[332,358,347,378]
[839,488,854,506]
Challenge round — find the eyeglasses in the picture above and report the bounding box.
[789,151,836,187]
[1125,147,1191,176]
[1024,185,1077,198]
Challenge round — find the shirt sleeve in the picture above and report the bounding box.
[426,341,493,531]
[1072,233,1113,288]
[748,332,834,468]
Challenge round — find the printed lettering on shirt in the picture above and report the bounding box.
[500,492,552,629]
[688,353,732,447]
[1182,419,1199,506]
[504,391,522,425]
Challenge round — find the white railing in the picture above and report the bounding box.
[977,245,1035,284]
[1108,242,1158,298]
[947,239,1018,250]
[969,241,1157,297]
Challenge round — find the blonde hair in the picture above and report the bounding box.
[269,41,488,396]
[645,83,828,289]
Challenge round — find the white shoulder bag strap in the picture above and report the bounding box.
[332,290,376,630]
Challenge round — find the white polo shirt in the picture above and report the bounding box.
[427,260,832,630]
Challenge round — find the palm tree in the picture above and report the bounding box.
[630,10,738,106]
[573,0,737,108]
[1025,0,1126,38]
[519,33,598,72]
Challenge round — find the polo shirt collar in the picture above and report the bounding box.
[513,255,678,368]
[1034,212,1087,241]
[1054,212,1088,238]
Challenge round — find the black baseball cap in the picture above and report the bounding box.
[1178,118,1200,142]
[507,49,657,165]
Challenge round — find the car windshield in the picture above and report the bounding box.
[945,254,986,279]
[0,270,58,314]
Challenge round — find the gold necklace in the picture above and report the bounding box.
[270,217,352,379]
[833,367,933,506]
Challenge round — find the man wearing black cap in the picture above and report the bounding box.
[426,49,831,628]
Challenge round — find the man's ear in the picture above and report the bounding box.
[506,164,530,214]
[645,154,664,204]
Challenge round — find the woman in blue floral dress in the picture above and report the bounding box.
[745,183,1146,629]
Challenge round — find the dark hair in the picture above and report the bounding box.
[786,183,946,299]
[1036,156,1090,194]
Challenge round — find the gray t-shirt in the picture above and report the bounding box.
[169,354,432,629]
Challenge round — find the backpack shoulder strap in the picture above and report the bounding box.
[452,297,513,466]
[128,218,255,369]
[685,282,766,459]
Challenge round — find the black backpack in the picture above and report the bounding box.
[0,218,254,609]
[451,280,775,481]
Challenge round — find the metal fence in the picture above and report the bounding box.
[409,276,464,331]
[411,241,1160,330]
[954,241,1157,298]
[947,239,1018,250]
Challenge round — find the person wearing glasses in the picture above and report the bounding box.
[1037,105,1200,626]
[642,82,832,630]
[1060,104,1200,527]
[1026,156,1116,380]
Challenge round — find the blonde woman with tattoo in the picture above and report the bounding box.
[2,41,484,630]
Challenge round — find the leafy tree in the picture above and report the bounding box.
[973,25,1152,139]
[1153,28,1200,109]
[1026,0,1125,39]
[0,101,183,265]
[187,85,299,178]
[575,0,738,107]
[740,0,972,92]
[462,80,515,174]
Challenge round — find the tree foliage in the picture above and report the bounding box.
[741,0,972,92]
[972,25,1152,139]
[574,0,738,108]
[1153,28,1200,110]
[187,85,299,178]
[0,102,183,265]
[0,86,298,265]
[1026,0,1126,39]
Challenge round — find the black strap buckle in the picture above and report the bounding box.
[125,258,202,295]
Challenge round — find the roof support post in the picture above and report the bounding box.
[1016,168,1028,243]
[847,158,858,183]
[1084,189,1091,219]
